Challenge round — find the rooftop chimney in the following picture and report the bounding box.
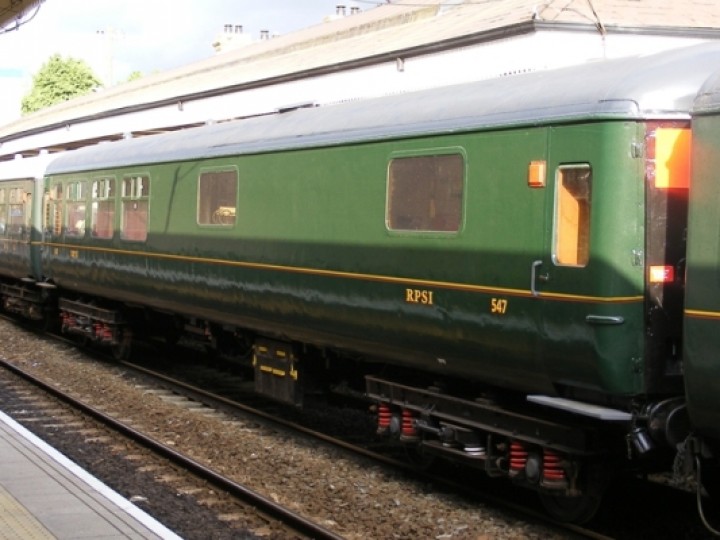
[260,29,269,40]
[336,5,346,16]
[223,24,243,34]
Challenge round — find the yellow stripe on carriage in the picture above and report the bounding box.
[37,241,643,305]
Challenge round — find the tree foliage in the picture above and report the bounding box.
[127,70,143,82]
[21,54,101,115]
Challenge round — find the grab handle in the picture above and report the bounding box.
[531,260,549,297]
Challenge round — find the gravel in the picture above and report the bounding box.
[0,319,569,539]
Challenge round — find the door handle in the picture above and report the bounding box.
[531,260,549,297]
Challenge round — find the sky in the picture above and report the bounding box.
[0,0,369,123]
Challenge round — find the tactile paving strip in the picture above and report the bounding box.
[0,484,55,539]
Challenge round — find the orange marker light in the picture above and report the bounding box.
[649,265,675,283]
[653,127,691,189]
[528,160,546,188]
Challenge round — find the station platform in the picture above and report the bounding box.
[0,410,181,539]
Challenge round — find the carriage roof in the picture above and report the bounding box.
[47,42,720,175]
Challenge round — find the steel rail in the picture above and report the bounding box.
[119,359,614,540]
[0,358,345,540]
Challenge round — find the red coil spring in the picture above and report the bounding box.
[401,408,417,439]
[543,449,566,482]
[509,440,528,475]
[377,402,392,432]
[91,323,113,341]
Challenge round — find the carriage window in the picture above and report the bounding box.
[8,188,26,235]
[46,183,63,236]
[65,181,87,237]
[198,170,237,226]
[91,177,116,239]
[554,165,592,267]
[121,175,149,241]
[0,189,5,236]
[387,153,464,232]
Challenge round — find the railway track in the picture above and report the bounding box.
[0,319,574,539]
[118,346,720,540]
[119,356,611,538]
[0,357,342,540]
[0,318,715,538]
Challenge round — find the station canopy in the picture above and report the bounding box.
[0,0,39,31]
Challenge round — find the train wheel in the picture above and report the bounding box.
[162,325,182,356]
[112,328,132,360]
[697,457,720,535]
[539,492,602,524]
[164,325,181,347]
[32,310,56,333]
[699,457,720,498]
[404,443,436,470]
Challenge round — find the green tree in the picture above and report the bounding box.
[126,70,143,82]
[21,54,101,115]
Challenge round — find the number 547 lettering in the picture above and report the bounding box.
[490,298,508,315]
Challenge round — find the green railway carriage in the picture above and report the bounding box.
[31,43,720,521]
[686,70,720,448]
[0,155,52,319]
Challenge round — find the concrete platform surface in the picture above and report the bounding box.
[0,409,181,539]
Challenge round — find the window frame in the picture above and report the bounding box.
[197,167,238,227]
[385,148,466,235]
[552,163,592,268]
[7,187,26,236]
[120,174,150,242]
[64,180,88,238]
[91,176,116,240]
[0,188,6,236]
[45,182,64,237]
